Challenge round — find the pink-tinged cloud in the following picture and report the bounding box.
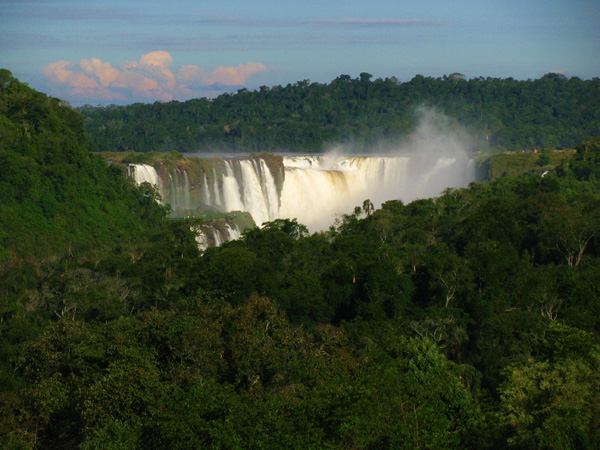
[177,62,268,87]
[79,58,120,87]
[42,51,270,104]
[207,62,268,86]
[43,61,101,89]
[139,50,173,68]
[43,60,124,102]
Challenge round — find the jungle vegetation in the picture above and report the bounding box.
[1,69,599,449]
[80,72,600,153]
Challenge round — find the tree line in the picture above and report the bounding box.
[80,72,600,153]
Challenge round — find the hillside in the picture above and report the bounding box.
[0,70,168,261]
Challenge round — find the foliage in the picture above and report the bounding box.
[484,150,574,180]
[0,70,168,260]
[499,355,600,449]
[1,71,600,449]
[80,73,600,153]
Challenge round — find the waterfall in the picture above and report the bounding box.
[167,168,192,211]
[221,161,245,212]
[238,160,274,227]
[128,154,476,241]
[182,170,190,209]
[225,222,242,242]
[280,154,474,230]
[194,222,241,251]
[200,174,210,205]
[128,164,164,204]
[258,159,280,217]
[280,166,360,231]
[128,164,161,189]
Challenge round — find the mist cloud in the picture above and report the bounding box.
[319,106,480,223]
[396,106,479,200]
[42,51,269,104]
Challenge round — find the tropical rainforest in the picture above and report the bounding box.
[80,72,600,153]
[1,69,599,449]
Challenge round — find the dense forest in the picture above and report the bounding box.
[0,69,168,260]
[1,70,600,449]
[80,72,600,153]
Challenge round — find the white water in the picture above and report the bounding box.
[128,154,476,233]
[195,223,242,250]
[128,164,161,189]
[239,160,273,227]
[222,161,244,212]
[277,155,473,231]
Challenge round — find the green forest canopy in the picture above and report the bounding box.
[80,72,600,153]
[0,69,168,260]
[1,69,599,449]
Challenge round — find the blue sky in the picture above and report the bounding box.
[2,0,598,105]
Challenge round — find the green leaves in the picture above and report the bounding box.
[79,74,600,153]
[0,72,168,259]
[499,356,600,449]
[2,69,600,448]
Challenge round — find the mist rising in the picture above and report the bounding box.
[284,107,478,230]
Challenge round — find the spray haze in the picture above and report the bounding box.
[383,106,478,202]
[306,106,478,229]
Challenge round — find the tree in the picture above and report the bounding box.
[359,72,373,83]
[448,73,466,81]
[362,198,374,216]
[330,335,480,449]
[538,195,599,267]
[499,355,600,449]
[537,153,551,166]
[0,68,13,90]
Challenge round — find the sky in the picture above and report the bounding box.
[2,0,599,106]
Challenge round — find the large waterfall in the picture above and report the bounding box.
[128,153,476,233]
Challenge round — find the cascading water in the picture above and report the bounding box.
[258,159,280,219]
[128,164,162,190]
[195,222,242,250]
[166,168,191,210]
[127,163,164,205]
[278,156,412,230]
[221,161,244,212]
[127,153,477,241]
[239,160,272,226]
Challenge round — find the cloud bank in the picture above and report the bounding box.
[42,51,269,104]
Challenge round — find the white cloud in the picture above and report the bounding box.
[42,51,269,104]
